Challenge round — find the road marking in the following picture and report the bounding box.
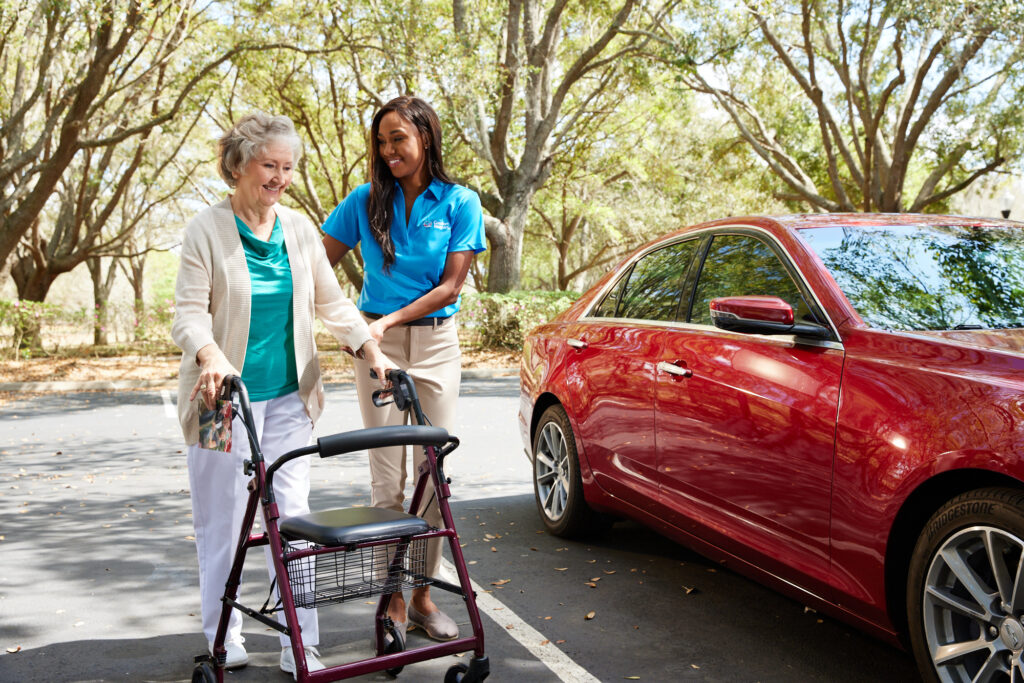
[440,558,600,683]
[161,389,176,419]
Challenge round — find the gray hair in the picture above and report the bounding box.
[217,112,303,188]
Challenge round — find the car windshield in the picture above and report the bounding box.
[798,224,1024,331]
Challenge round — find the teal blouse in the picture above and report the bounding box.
[236,215,298,401]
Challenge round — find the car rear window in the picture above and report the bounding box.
[614,239,699,321]
[589,239,699,321]
[799,224,1024,331]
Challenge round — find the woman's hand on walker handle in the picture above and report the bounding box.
[359,339,395,388]
[191,344,240,409]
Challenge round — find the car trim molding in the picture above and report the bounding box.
[583,316,845,350]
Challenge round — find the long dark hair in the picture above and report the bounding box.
[367,96,453,270]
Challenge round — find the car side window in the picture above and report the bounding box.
[616,240,699,321]
[689,233,817,326]
[591,268,630,318]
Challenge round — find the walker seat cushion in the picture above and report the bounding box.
[280,507,432,547]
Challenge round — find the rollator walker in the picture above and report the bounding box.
[191,369,490,682]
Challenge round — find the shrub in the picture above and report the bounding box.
[460,290,580,351]
[0,300,89,356]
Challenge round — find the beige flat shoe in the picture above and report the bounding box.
[407,605,459,641]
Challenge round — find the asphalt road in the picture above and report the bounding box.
[0,378,921,682]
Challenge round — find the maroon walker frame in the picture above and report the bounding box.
[191,370,490,682]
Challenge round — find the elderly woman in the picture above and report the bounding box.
[172,112,392,675]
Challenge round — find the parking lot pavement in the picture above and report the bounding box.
[0,379,919,681]
[0,379,563,682]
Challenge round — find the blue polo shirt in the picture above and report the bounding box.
[322,179,486,317]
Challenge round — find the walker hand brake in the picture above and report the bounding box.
[370,369,413,411]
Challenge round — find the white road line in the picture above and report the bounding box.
[441,558,601,683]
[161,389,177,419]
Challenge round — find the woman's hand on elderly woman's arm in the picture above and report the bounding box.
[191,344,241,409]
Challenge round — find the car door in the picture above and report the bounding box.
[655,230,843,590]
[565,238,700,506]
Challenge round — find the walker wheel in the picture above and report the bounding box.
[192,661,217,683]
[384,624,405,677]
[444,662,469,682]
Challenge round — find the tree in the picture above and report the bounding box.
[323,0,680,292]
[659,0,1024,213]
[445,0,684,291]
[523,72,790,290]
[0,0,311,273]
[8,71,209,347]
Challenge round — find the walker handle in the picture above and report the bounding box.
[317,425,450,458]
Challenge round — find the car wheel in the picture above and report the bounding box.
[908,487,1024,683]
[532,404,606,538]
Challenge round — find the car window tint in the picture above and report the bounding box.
[591,269,630,318]
[690,234,814,325]
[617,240,698,321]
[799,224,1024,331]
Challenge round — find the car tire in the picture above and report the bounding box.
[908,487,1024,683]
[532,404,607,538]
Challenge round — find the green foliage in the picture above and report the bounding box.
[0,296,179,357]
[460,290,581,351]
[0,300,89,356]
[668,0,1024,214]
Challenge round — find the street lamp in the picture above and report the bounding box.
[1000,193,1014,219]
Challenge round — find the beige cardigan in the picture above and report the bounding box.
[172,198,372,445]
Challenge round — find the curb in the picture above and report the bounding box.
[0,379,179,393]
[0,368,518,394]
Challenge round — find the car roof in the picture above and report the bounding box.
[765,213,1019,230]
[673,212,1015,232]
[642,213,1023,249]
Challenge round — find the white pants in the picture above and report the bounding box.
[187,390,319,648]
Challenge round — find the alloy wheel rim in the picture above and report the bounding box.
[923,525,1024,682]
[534,421,570,522]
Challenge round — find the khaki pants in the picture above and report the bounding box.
[352,316,461,578]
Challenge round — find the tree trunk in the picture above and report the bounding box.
[87,256,118,346]
[123,254,147,341]
[486,200,529,293]
[10,256,57,351]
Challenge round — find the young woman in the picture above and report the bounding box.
[321,96,486,644]
[173,112,392,674]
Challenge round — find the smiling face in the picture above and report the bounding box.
[376,111,429,185]
[233,140,294,209]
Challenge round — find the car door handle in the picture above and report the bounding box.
[657,360,693,378]
[567,338,588,350]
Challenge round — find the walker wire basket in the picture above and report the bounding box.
[285,538,432,609]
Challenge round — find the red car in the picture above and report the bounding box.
[518,214,1024,683]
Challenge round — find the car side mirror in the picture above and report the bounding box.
[709,296,831,339]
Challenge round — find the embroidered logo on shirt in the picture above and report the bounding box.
[422,219,451,231]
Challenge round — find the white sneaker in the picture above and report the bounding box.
[208,636,248,669]
[280,645,325,679]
